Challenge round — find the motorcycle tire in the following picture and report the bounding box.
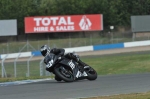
[54,66,74,82]
[85,66,97,80]
[55,76,62,81]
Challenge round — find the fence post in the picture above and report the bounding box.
[40,58,44,76]
[19,40,36,52]
[26,54,34,77]
[69,33,71,47]
[40,59,51,76]
[132,32,135,41]
[14,53,21,78]
[48,37,50,46]
[7,42,9,53]
[1,54,9,78]
[90,34,93,45]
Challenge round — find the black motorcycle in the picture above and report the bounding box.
[45,53,97,82]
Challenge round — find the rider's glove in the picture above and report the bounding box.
[58,56,61,60]
[57,54,62,60]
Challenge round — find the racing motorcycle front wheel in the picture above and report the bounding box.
[55,76,62,81]
[54,66,74,82]
[85,66,97,80]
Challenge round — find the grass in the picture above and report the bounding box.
[1,60,42,78]
[80,92,150,99]
[81,53,150,75]
[1,52,150,82]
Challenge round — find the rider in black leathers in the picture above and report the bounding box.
[40,45,88,80]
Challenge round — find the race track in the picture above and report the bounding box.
[1,46,150,99]
[0,73,150,99]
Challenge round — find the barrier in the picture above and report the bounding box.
[0,52,31,59]
[65,46,93,53]
[124,40,150,47]
[93,43,124,51]
[1,40,150,59]
[32,51,41,56]
[32,46,93,56]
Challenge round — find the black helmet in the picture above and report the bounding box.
[40,45,50,56]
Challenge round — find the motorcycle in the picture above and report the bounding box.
[45,53,97,82]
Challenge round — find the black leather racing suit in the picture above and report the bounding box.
[44,48,87,72]
[44,48,65,72]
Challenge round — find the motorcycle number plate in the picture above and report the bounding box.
[68,61,75,69]
[46,60,54,68]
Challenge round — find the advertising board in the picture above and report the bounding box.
[25,14,103,33]
[131,15,150,32]
[0,19,17,36]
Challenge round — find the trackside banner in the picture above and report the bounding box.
[25,14,103,33]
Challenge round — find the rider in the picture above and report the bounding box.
[40,45,88,73]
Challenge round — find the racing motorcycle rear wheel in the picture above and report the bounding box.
[85,66,97,80]
[54,66,74,82]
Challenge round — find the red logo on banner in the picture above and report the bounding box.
[25,14,103,33]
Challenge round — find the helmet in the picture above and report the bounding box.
[40,45,51,56]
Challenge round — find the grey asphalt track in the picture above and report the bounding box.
[0,73,150,99]
[1,46,150,99]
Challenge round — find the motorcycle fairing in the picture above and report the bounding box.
[58,58,81,78]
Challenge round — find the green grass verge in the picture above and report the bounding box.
[80,92,150,99]
[81,53,150,75]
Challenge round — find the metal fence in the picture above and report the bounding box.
[1,31,150,78]
[0,54,51,78]
[0,31,137,54]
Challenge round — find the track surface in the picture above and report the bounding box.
[0,73,150,99]
[1,46,150,99]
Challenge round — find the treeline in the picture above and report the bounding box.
[0,0,150,35]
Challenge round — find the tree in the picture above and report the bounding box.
[1,0,150,34]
